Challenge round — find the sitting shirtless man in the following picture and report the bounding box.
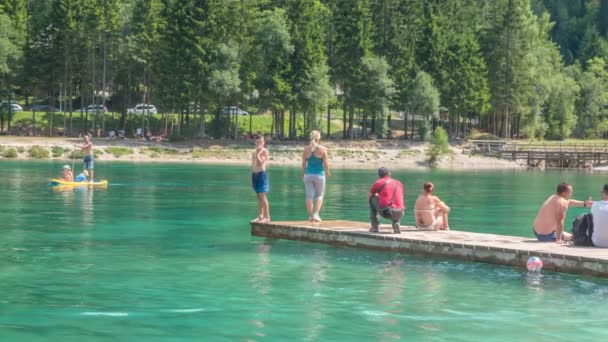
[414,182,450,230]
[533,182,591,244]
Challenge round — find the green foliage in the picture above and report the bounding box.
[409,71,440,119]
[51,146,64,157]
[359,55,395,138]
[146,146,179,155]
[427,127,450,163]
[28,145,49,158]
[418,121,431,142]
[543,73,579,140]
[16,146,24,153]
[69,150,85,159]
[105,147,133,158]
[3,0,608,142]
[3,147,17,158]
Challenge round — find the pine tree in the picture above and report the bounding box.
[331,0,374,138]
[285,0,331,137]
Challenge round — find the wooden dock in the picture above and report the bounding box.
[465,140,608,168]
[251,220,608,277]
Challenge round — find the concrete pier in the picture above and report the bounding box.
[251,220,608,277]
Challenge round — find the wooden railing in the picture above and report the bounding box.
[465,140,608,168]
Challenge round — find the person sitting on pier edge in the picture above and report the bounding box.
[591,184,608,247]
[414,182,450,230]
[533,182,591,244]
[368,167,405,234]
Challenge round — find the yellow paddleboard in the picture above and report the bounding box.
[50,179,109,187]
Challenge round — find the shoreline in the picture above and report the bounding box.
[0,136,525,170]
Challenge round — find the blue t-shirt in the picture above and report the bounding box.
[75,174,87,182]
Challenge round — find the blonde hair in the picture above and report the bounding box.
[309,130,321,149]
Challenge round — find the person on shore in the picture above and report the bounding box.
[591,184,608,247]
[533,182,591,244]
[62,165,73,182]
[368,167,405,233]
[302,130,330,222]
[414,182,451,230]
[251,136,270,223]
[78,134,94,182]
[74,170,89,182]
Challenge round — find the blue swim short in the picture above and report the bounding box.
[533,229,564,242]
[252,171,269,193]
[84,155,94,170]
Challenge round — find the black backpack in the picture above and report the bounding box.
[571,213,594,246]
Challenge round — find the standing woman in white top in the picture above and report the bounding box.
[301,130,331,222]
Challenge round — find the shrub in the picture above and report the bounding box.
[3,148,18,158]
[418,121,431,141]
[51,146,65,157]
[105,146,134,158]
[29,145,50,158]
[0,145,4,152]
[147,146,180,155]
[17,146,25,153]
[427,127,450,164]
[69,150,86,159]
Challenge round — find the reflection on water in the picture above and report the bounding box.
[250,241,272,340]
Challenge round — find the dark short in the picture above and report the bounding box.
[533,229,564,242]
[252,171,269,193]
[83,155,94,170]
[370,196,404,222]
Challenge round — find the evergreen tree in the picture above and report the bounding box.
[250,8,293,137]
[285,0,331,137]
[408,71,440,141]
[331,0,373,138]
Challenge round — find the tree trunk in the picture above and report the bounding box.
[270,110,275,137]
[403,111,408,139]
[324,105,330,138]
[348,107,354,139]
[31,95,36,135]
[386,111,393,139]
[342,102,347,139]
[410,113,415,140]
[362,112,367,138]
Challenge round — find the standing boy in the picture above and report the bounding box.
[251,136,270,223]
[78,134,94,182]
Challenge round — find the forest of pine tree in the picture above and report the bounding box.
[0,0,607,140]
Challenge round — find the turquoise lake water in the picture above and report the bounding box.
[1,160,608,341]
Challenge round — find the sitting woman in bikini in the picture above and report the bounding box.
[414,182,451,230]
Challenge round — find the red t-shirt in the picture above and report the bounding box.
[370,177,405,209]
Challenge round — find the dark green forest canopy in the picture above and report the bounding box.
[0,0,606,140]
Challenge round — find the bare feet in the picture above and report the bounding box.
[251,216,263,223]
[259,217,270,223]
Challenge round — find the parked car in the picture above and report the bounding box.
[84,104,108,113]
[31,104,60,112]
[221,106,249,116]
[0,101,23,112]
[128,104,157,115]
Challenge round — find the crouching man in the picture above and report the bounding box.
[368,167,405,234]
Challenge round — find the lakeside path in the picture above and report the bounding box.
[0,136,523,170]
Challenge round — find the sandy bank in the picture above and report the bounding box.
[0,136,524,170]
